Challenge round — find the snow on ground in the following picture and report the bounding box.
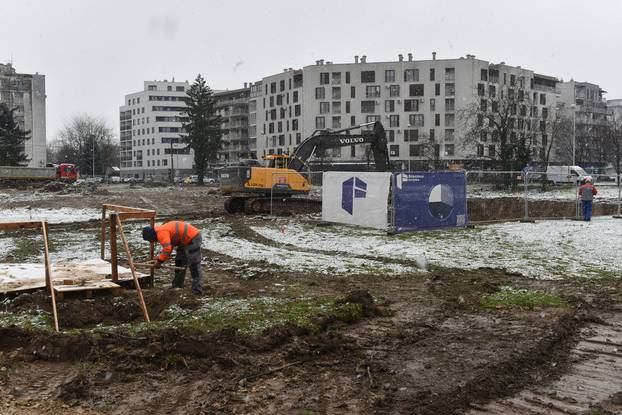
[468,183,622,203]
[0,207,100,224]
[201,222,414,275]
[253,217,622,280]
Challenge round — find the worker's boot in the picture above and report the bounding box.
[189,263,203,295]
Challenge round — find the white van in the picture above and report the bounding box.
[546,165,589,185]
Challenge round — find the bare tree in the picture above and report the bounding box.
[50,114,118,176]
[538,107,574,189]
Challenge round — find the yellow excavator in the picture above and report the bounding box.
[219,121,391,214]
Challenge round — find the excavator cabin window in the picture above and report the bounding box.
[264,155,290,169]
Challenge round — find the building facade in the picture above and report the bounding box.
[608,98,622,119]
[0,63,46,167]
[119,80,193,180]
[254,54,560,170]
[214,86,250,164]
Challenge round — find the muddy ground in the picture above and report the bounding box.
[0,186,621,414]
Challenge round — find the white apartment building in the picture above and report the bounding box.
[214,86,250,164]
[608,98,622,120]
[0,63,46,167]
[255,54,561,170]
[119,80,193,180]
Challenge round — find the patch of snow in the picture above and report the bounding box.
[202,223,413,275]
[253,217,622,280]
[0,207,100,224]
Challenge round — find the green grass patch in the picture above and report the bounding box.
[0,309,51,329]
[481,286,567,310]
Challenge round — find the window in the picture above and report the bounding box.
[176,86,184,92]
[350,86,356,98]
[477,83,485,96]
[329,87,341,100]
[345,101,350,113]
[320,102,330,114]
[385,100,395,112]
[430,68,435,81]
[480,99,487,112]
[278,121,283,133]
[435,83,441,96]
[366,115,381,124]
[387,130,395,142]
[296,133,302,144]
[320,73,329,85]
[162,159,168,166]
[489,69,499,83]
[385,70,395,82]
[351,145,356,157]
[148,85,157,91]
[445,130,455,141]
[429,129,435,140]
[295,104,301,116]
[404,69,419,82]
[409,144,424,157]
[389,85,400,97]
[445,98,455,111]
[389,115,400,127]
[445,114,455,127]
[430,98,435,111]
[435,113,441,126]
[480,131,487,142]
[389,145,400,157]
[540,94,546,105]
[332,102,341,113]
[366,85,381,98]
[409,84,424,96]
[405,129,419,141]
[488,85,496,98]
[292,119,298,130]
[332,116,341,129]
[361,70,375,83]
[481,69,488,82]
[345,71,350,83]
[361,101,375,113]
[445,144,455,156]
[292,91,298,103]
[276,94,283,105]
[315,116,325,129]
[445,83,455,96]
[269,123,275,134]
[409,114,424,127]
[331,72,341,84]
[350,115,356,126]
[315,87,325,99]
[542,107,549,119]
[269,96,274,107]
[508,89,515,100]
[444,68,455,81]
[542,134,548,147]
[488,145,496,156]
[510,74,516,86]
[270,82,277,93]
[477,144,484,157]
[404,99,419,112]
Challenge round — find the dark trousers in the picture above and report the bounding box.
[172,234,203,293]
[581,200,593,221]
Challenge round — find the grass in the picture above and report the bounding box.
[481,286,567,310]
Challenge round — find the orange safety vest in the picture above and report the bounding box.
[155,221,200,262]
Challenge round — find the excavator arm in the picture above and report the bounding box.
[287,121,392,172]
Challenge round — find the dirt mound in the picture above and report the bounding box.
[336,289,380,317]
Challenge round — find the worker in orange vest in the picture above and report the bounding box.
[141,220,203,294]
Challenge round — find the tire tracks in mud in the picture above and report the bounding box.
[226,218,426,271]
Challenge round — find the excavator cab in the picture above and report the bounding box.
[263,154,290,169]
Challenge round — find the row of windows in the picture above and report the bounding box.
[319,68,456,85]
[147,85,185,92]
[266,119,299,134]
[264,91,299,107]
[315,98,456,115]
[133,137,183,147]
[388,143,455,158]
[264,105,301,121]
[314,83,455,100]
[149,95,186,101]
[265,75,303,95]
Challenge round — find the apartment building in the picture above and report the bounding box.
[0,63,46,167]
[214,86,250,164]
[119,80,193,180]
[254,54,561,170]
[608,98,622,119]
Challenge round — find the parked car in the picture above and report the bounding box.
[546,166,589,185]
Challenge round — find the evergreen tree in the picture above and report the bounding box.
[182,74,222,184]
[0,103,30,166]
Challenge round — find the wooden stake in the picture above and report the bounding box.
[115,215,150,323]
[149,216,155,287]
[41,221,60,332]
[110,213,119,282]
[100,206,107,260]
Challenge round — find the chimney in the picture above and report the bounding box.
[408,53,413,62]
[244,82,248,88]
[319,59,325,65]
[283,68,288,72]
[432,51,437,60]
[355,55,359,63]
[361,55,367,63]
[326,61,333,65]
[316,60,321,65]
[398,54,403,62]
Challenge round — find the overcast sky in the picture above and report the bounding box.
[2,0,621,142]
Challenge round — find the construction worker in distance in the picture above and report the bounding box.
[578,176,598,222]
[141,221,203,294]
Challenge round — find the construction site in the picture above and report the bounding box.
[0,178,620,415]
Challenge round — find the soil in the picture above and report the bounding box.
[0,187,621,414]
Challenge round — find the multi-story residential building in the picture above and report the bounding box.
[254,54,560,170]
[119,80,193,180]
[214,86,250,164]
[248,81,262,159]
[607,98,622,120]
[0,63,46,167]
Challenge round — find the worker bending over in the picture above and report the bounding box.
[142,221,203,294]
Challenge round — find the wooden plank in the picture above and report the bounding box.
[149,216,155,288]
[100,206,107,259]
[54,281,120,292]
[102,204,156,214]
[115,215,150,323]
[41,221,60,332]
[0,221,43,231]
[118,211,157,220]
[110,214,119,282]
